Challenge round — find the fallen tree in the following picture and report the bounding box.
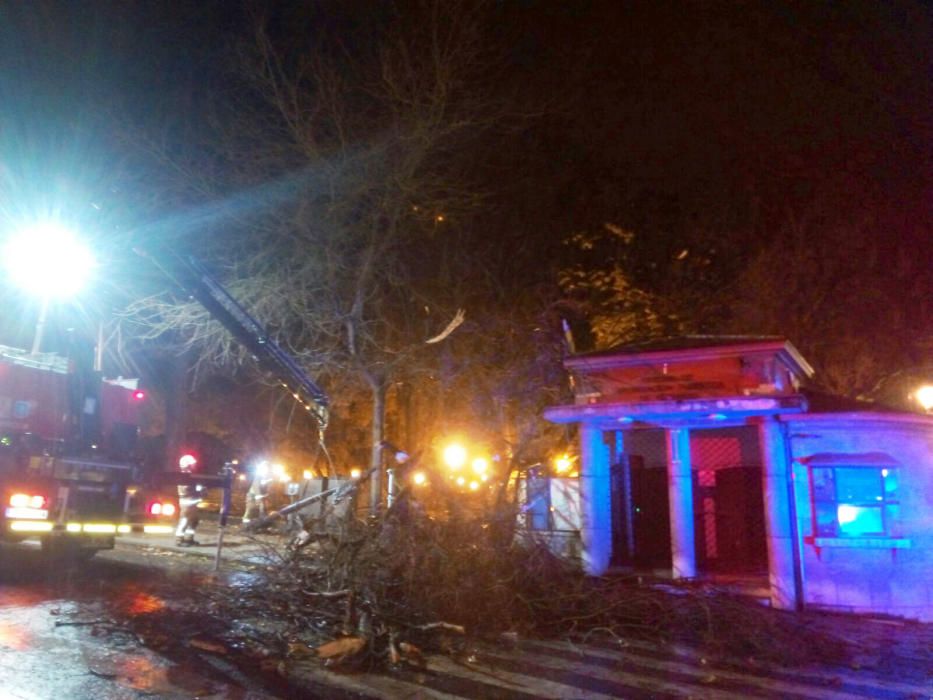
[200,484,855,673]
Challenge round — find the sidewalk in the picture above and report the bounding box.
[115,516,285,564]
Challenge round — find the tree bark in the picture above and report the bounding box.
[368,379,387,513]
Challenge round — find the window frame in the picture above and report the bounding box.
[808,464,899,539]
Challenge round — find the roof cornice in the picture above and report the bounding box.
[565,339,815,378]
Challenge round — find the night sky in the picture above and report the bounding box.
[0,1,930,409]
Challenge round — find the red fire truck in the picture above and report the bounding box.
[0,343,173,559]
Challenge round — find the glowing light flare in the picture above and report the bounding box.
[148,502,176,517]
[412,471,427,486]
[3,222,95,298]
[468,481,479,491]
[913,384,933,412]
[9,493,47,510]
[443,444,467,470]
[302,470,313,480]
[471,458,488,476]
[455,476,466,487]
[178,454,197,470]
[837,504,859,525]
[124,591,166,615]
[143,525,174,534]
[553,455,573,474]
[350,468,362,480]
[9,521,53,532]
[0,621,30,650]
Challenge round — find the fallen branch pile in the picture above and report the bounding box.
[203,496,853,671]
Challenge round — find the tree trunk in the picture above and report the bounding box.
[369,379,387,513]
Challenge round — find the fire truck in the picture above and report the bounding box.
[0,343,173,559]
[0,248,330,559]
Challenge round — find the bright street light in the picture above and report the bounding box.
[443,444,467,470]
[4,221,94,298]
[553,454,573,474]
[3,221,95,354]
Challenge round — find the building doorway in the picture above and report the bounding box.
[692,427,767,574]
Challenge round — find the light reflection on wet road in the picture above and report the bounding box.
[0,543,274,699]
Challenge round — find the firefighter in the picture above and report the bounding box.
[242,461,272,526]
[175,454,205,546]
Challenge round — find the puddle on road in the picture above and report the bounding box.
[114,585,167,615]
[125,590,167,615]
[0,620,30,650]
[0,547,278,698]
[83,648,219,696]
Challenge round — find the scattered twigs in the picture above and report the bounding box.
[173,499,856,671]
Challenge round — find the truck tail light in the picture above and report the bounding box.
[148,501,176,517]
[10,493,47,510]
[6,493,50,520]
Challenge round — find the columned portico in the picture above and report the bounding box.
[544,337,814,587]
[665,427,696,578]
[579,423,612,574]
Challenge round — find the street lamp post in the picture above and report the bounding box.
[31,297,50,355]
[2,221,95,354]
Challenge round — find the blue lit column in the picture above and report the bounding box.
[665,427,696,578]
[758,417,798,610]
[579,423,612,575]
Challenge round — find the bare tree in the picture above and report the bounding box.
[725,203,933,399]
[122,1,513,509]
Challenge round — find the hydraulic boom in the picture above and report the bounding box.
[138,250,329,430]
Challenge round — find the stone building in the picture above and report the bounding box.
[542,337,933,620]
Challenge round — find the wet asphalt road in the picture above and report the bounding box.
[2,540,930,700]
[0,542,276,700]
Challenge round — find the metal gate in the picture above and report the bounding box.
[691,427,767,573]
